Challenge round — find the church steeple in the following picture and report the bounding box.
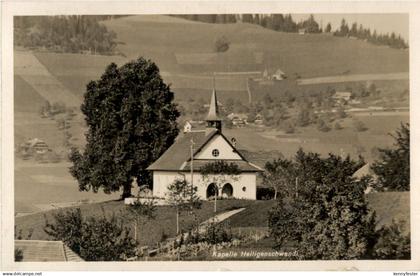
[206,76,222,132]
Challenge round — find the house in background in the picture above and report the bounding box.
[147,88,263,200]
[262,68,287,81]
[332,91,352,104]
[272,69,287,80]
[21,138,49,154]
[183,120,205,133]
[227,113,248,127]
[254,113,264,125]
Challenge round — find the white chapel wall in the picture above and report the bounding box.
[153,171,256,200]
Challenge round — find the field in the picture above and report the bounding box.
[224,111,408,163]
[13,15,410,216]
[15,159,119,215]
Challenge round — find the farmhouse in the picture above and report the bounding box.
[147,89,263,200]
[24,138,49,154]
[332,91,352,102]
[227,113,248,127]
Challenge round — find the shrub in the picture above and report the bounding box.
[256,187,275,200]
[373,220,410,259]
[214,36,230,53]
[354,119,368,132]
[317,118,330,132]
[15,248,24,261]
[44,208,138,261]
[334,122,342,130]
[284,121,295,134]
[337,107,347,118]
[201,220,233,244]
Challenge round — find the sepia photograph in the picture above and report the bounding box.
[1,1,418,271]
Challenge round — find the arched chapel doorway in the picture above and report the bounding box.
[206,183,219,199]
[222,183,233,198]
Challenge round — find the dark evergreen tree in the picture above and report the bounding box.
[69,58,180,198]
[350,22,358,36]
[271,14,285,31]
[253,14,260,25]
[301,14,320,33]
[324,22,332,33]
[242,14,254,23]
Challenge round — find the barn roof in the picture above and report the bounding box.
[15,240,83,262]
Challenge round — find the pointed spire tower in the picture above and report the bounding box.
[206,75,222,132]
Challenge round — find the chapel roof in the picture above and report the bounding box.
[147,130,263,172]
[147,130,217,171]
[206,88,221,121]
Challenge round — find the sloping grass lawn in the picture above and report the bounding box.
[366,191,410,233]
[226,200,277,228]
[218,192,410,257]
[15,199,253,247]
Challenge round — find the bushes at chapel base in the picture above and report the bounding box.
[256,187,275,200]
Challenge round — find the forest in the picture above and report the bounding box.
[14,15,121,54]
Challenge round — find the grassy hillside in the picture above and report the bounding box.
[15,199,253,247]
[103,15,408,78]
[15,15,409,105]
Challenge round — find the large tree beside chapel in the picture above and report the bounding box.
[69,57,180,198]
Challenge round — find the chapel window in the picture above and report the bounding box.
[212,149,220,157]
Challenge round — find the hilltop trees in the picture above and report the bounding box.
[171,14,407,49]
[69,58,180,198]
[14,16,117,54]
[371,123,410,191]
[334,18,407,49]
[298,14,321,33]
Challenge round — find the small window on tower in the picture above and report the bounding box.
[212,149,220,157]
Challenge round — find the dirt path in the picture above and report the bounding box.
[197,208,246,233]
[298,72,408,85]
